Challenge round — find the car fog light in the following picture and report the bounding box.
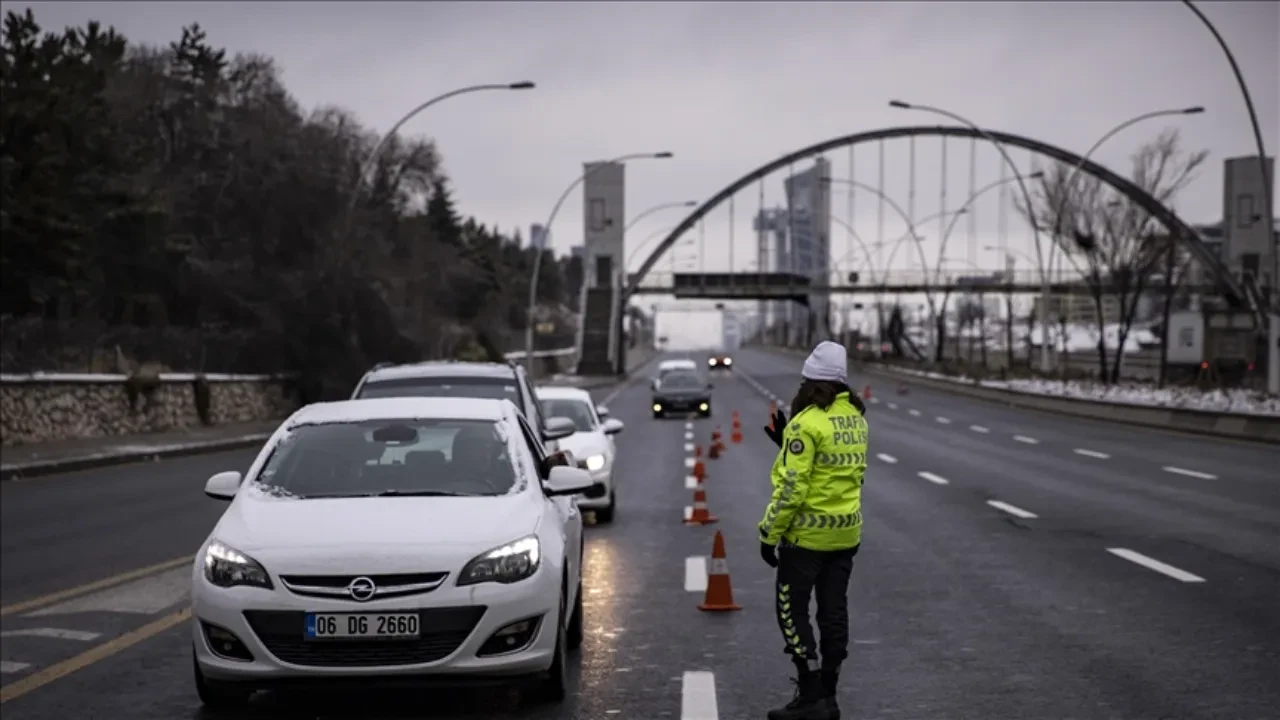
[477,616,543,657]
[202,621,254,662]
[652,403,663,412]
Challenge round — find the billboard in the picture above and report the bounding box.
[1165,310,1204,365]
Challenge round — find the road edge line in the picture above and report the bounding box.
[0,555,193,618]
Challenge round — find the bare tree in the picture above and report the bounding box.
[1017,129,1207,384]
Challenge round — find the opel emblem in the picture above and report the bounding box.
[346,576,377,602]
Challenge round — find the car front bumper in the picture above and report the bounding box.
[192,562,561,684]
[575,466,613,509]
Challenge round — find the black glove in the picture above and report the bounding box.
[763,409,788,447]
[760,541,779,568]
[850,394,867,415]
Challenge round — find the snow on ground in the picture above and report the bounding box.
[891,367,1280,417]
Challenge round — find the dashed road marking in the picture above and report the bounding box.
[684,457,696,469]
[936,416,951,424]
[684,431,694,440]
[887,403,898,410]
[685,422,694,430]
[1013,435,1039,445]
[0,628,101,642]
[684,442,695,452]
[681,670,719,720]
[1162,466,1217,481]
[683,506,693,521]
[1074,448,1110,459]
[876,453,898,464]
[987,500,1038,519]
[970,425,990,433]
[1106,548,1205,583]
[684,557,708,593]
[869,397,880,404]
[0,661,31,674]
[908,409,921,417]
[0,607,191,704]
[918,471,949,485]
[685,475,698,489]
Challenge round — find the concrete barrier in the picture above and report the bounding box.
[863,365,1280,445]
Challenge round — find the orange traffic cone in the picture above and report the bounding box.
[863,384,872,400]
[685,483,718,525]
[698,531,741,612]
[730,412,743,444]
[693,447,706,481]
[709,442,721,459]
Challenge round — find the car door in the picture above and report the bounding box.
[517,367,559,453]
[516,415,581,606]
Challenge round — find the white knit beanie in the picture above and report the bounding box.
[801,341,848,384]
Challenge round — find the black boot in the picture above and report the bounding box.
[820,666,841,719]
[766,668,835,720]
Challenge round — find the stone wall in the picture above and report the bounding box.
[0,373,298,446]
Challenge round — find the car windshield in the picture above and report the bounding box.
[254,419,517,498]
[539,398,596,433]
[660,372,703,390]
[356,375,523,412]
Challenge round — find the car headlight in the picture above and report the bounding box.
[583,454,606,471]
[457,535,541,586]
[652,403,663,412]
[707,358,717,366]
[203,540,273,590]
[723,357,732,366]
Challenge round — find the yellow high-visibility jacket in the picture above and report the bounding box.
[758,391,867,551]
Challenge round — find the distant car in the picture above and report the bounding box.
[351,360,574,455]
[191,397,600,710]
[536,386,625,523]
[651,370,713,419]
[707,354,733,370]
[652,358,698,389]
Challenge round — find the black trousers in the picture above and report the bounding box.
[774,541,859,666]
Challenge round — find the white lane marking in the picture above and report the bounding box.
[684,443,695,452]
[684,506,693,521]
[908,409,921,417]
[681,670,720,720]
[0,627,101,641]
[684,557,708,593]
[869,397,880,404]
[1106,548,1205,583]
[1013,435,1039,445]
[1074,448,1111,459]
[685,422,694,430]
[0,660,31,674]
[1163,466,1217,481]
[936,416,951,424]
[970,425,990,433]
[986,500,1038,519]
[685,475,698,489]
[918,471,949,485]
[684,457,696,469]
[684,431,694,440]
[27,567,189,617]
[887,403,898,410]
[876,453,898,464]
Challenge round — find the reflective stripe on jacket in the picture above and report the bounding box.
[758,392,867,551]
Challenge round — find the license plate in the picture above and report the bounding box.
[304,612,420,640]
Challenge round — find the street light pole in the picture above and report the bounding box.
[525,151,674,373]
[1180,0,1277,394]
[890,99,1053,373]
[624,201,698,236]
[345,82,535,222]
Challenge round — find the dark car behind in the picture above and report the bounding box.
[651,371,713,418]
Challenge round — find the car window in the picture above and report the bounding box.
[539,398,596,433]
[253,419,516,498]
[355,375,523,412]
[660,372,704,390]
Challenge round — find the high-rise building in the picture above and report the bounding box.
[783,158,832,343]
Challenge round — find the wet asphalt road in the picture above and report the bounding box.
[1,347,1277,719]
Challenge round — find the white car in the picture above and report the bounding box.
[651,358,698,389]
[536,386,624,523]
[190,397,601,709]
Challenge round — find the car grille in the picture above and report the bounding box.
[243,607,486,667]
[279,572,449,601]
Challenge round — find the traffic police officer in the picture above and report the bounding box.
[759,340,867,720]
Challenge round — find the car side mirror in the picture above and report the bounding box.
[602,418,624,435]
[582,481,608,499]
[544,466,594,496]
[595,404,610,418]
[204,470,242,501]
[542,416,576,442]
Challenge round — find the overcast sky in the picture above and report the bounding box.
[10,1,1279,328]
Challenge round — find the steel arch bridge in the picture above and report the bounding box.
[624,125,1251,313]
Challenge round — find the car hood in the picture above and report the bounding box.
[214,488,543,568]
[555,430,611,462]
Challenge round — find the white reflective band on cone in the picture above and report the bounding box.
[709,558,729,575]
